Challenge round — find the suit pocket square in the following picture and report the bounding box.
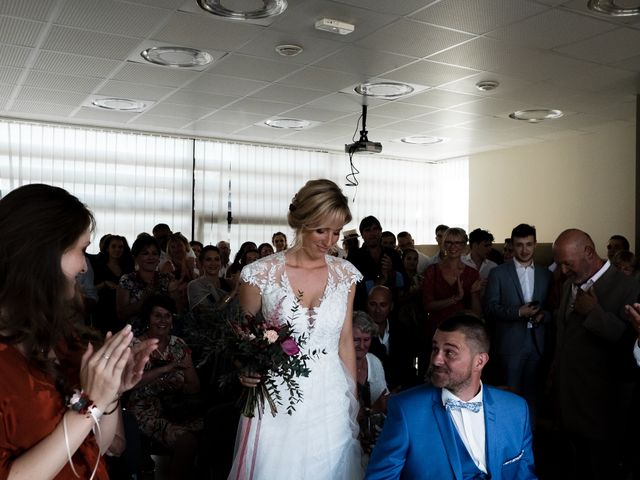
[502,450,524,466]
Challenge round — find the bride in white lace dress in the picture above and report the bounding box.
[227,179,363,480]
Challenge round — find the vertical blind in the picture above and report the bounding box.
[0,119,468,253]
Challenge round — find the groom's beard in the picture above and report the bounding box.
[427,365,472,394]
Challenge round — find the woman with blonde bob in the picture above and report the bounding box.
[229,179,363,479]
[0,184,157,480]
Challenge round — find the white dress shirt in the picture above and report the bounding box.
[570,260,611,304]
[633,340,640,367]
[461,254,497,279]
[378,320,390,352]
[441,384,487,474]
[514,259,535,304]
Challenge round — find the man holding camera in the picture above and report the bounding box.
[484,224,552,409]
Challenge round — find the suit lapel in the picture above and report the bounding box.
[506,263,525,303]
[433,395,463,479]
[483,388,499,477]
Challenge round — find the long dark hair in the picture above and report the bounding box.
[0,184,95,372]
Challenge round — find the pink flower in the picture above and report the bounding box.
[263,329,278,344]
[281,337,300,356]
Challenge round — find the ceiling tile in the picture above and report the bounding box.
[356,18,474,58]
[200,110,267,125]
[486,9,616,49]
[369,102,438,119]
[612,54,640,72]
[237,30,344,66]
[452,97,534,116]
[0,84,15,98]
[411,0,546,35]
[416,109,480,126]
[385,60,478,88]
[56,0,170,37]
[23,71,105,93]
[458,116,522,131]
[41,25,141,60]
[277,105,344,122]
[549,64,640,94]
[163,90,238,108]
[152,11,263,51]
[248,84,328,104]
[129,113,191,128]
[440,72,536,97]
[145,102,212,119]
[333,0,438,16]
[208,54,301,82]
[185,73,268,97]
[232,125,295,140]
[270,0,397,43]
[381,119,441,135]
[0,0,56,21]
[15,86,88,105]
[307,92,381,113]
[0,66,22,84]
[72,106,140,122]
[9,100,76,116]
[315,46,415,78]
[400,88,479,108]
[0,16,45,47]
[191,119,243,135]
[554,27,640,64]
[0,45,33,68]
[97,80,176,101]
[219,98,296,116]
[278,66,363,91]
[113,62,198,87]
[497,81,581,107]
[32,51,121,77]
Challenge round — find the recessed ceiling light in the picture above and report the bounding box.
[355,81,415,99]
[265,118,311,129]
[275,44,303,57]
[587,0,640,16]
[91,97,147,112]
[509,109,563,123]
[197,0,287,19]
[475,80,499,92]
[141,46,213,68]
[400,135,446,145]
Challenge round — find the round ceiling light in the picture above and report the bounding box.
[197,0,287,19]
[475,80,500,92]
[587,0,640,16]
[509,109,564,123]
[91,97,146,111]
[400,135,446,145]
[264,118,310,129]
[275,44,303,57]
[141,46,213,68]
[355,81,414,99]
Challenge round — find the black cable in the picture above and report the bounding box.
[351,114,363,142]
[345,150,359,187]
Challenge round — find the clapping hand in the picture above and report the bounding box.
[470,278,486,294]
[624,303,640,336]
[119,334,158,393]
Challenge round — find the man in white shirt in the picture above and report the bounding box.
[462,228,497,279]
[553,228,640,480]
[484,224,552,409]
[366,314,536,480]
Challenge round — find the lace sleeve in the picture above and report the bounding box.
[334,257,363,286]
[239,254,282,292]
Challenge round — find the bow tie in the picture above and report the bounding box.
[445,399,482,413]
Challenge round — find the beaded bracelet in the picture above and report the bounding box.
[68,390,94,415]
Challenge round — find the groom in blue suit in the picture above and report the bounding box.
[365,314,536,480]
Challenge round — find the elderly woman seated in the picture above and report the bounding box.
[353,310,389,460]
[128,295,202,479]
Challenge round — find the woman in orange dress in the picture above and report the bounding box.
[0,184,157,480]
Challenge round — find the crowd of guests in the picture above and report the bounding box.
[72,217,640,480]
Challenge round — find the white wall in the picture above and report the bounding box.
[469,124,636,255]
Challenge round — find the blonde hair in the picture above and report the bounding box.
[443,227,468,244]
[288,179,351,246]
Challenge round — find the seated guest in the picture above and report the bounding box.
[367,286,418,390]
[612,250,637,278]
[423,228,483,348]
[272,231,288,252]
[258,242,275,258]
[462,228,497,279]
[188,246,234,312]
[353,311,389,461]
[128,295,202,479]
[116,234,178,331]
[365,314,536,480]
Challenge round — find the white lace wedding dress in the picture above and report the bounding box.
[227,252,363,480]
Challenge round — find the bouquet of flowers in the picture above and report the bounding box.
[219,295,324,418]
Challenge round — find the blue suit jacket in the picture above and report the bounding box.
[484,261,552,356]
[365,385,537,480]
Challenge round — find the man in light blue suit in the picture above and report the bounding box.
[484,224,552,408]
[366,314,536,480]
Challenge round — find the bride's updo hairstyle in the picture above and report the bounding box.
[288,179,351,247]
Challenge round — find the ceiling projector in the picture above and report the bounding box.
[345,104,382,154]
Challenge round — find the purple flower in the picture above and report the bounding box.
[280,337,300,356]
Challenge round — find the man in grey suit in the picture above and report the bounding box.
[484,224,552,408]
[553,228,639,480]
